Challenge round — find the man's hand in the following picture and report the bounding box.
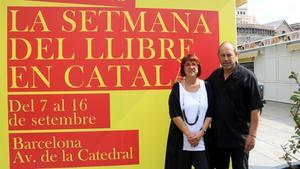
[244,135,256,152]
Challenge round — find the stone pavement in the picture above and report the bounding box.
[249,101,297,169]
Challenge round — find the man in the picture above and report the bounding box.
[207,42,263,169]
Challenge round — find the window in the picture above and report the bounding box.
[241,62,254,72]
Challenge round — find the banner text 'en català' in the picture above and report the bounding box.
[8,7,219,91]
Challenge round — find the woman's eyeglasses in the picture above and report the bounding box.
[184,62,198,67]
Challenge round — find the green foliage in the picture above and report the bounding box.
[282,71,300,168]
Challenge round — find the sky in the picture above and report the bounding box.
[245,0,300,24]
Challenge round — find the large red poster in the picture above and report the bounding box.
[3,0,225,168]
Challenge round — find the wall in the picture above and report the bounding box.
[254,41,300,103]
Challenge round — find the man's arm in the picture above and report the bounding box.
[244,109,260,152]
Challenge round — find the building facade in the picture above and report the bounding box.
[237,31,300,103]
[236,6,293,45]
[236,6,255,24]
[290,23,300,31]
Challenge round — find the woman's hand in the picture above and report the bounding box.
[186,131,196,145]
[189,130,205,147]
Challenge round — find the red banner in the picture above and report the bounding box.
[31,0,136,8]
[7,5,220,169]
[9,94,110,130]
[10,131,139,169]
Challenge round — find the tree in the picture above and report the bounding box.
[281,71,300,168]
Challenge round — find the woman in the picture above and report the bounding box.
[165,54,214,169]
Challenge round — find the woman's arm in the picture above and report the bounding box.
[192,117,212,146]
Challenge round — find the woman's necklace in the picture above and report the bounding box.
[182,79,200,126]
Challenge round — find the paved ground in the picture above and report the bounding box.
[249,101,297,169]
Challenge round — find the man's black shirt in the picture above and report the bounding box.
[207,64,263,148]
